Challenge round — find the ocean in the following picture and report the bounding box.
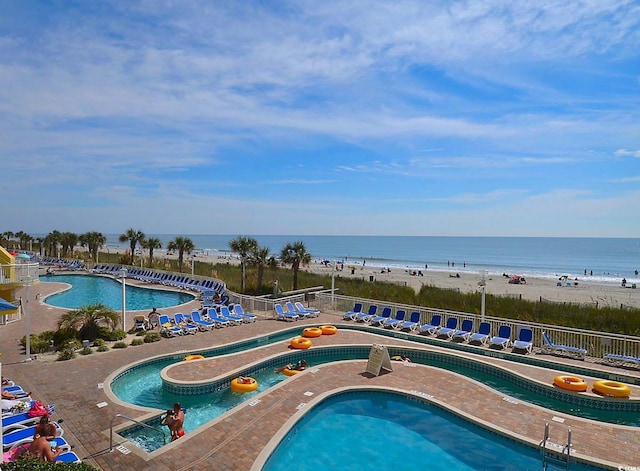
[104,235,640,287]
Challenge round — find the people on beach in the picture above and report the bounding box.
[2,389,31,400]
[622,278,627,287]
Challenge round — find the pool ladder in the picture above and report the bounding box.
[540,422,572,470]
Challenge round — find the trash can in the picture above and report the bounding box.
[82,340,90,348]
[369,275,374,282]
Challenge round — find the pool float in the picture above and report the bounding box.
[184,355,205,361]
[593,380,631,398]
[553,375,588,392]
[320,325,337,335]
[302,327,323,338]
[290,337,313,349]
[230,377,258,393]
[282,368,301,376]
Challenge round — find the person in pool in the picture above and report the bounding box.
[163,402,185,441]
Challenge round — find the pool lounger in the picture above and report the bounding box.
[604,353,640,368]
[541,332,587,359]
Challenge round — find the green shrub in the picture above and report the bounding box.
[130,338,144,346]
[57,348,76,361]
[99,329,127,341]
[113,341,127,349]
[80,346,93,355]
[3,456,98,470]
[53,328,79,350]
[96,344,109,352]
[93,338,106,347]
[143,332,162,343]
[136,330,146,336]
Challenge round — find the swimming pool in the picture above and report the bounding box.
[112,328,640,454]
[40,274,195,310]
[261,390,600,471]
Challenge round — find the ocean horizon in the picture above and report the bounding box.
[100,234,640,287]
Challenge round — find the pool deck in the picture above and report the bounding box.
[2,278,640,470]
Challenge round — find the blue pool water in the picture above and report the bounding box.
[262,390,598,471]
[40,274,195,310]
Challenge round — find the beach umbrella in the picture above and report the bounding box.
[17,253,30,260]
[0,296,17,311]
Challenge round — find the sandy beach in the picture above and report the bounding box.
[116,249,640,310]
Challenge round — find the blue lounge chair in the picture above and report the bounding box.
[419,314,442,335]
[397,311,421,331]
[232,304,257,323]
[186,311,214,331]
[274,303,299,321]
[2,411,40,434]
[285,301,312,319]
[603,353,640,368]
[468,322,491,345]
[383,310,406,329]
[437,318,458,338]
[490,325,512,349]
[369,307,392,326]
[343,303,363,320]
[2,422,64,451]
[158,314,184,338]
[174,313,198,334]
[512,328,533,353]
[56,451,82,463]
[219,306,244,325]
[451,319,474,342]
[204,308,231,327]
[295,302,320,317]
[133,315,147,332]
[541,332,587,359]
[354,305,378,323]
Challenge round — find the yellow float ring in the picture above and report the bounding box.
[302,327,323,338]
[593,380,631,398]
[320,325,337,335]
[282,368,300,376]
[184,354,205,361]
[290,337,313,349]
[553,375,588,392]
[230,377,258,393]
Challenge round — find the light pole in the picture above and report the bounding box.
[331,261,336,306]
[17,253,35,361]
[120,268,127,331]
[191,254,196,276]
[479,270,487,322]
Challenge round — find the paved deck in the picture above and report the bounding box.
[2,278,640,470]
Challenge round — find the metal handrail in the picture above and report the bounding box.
[109,414,166,451]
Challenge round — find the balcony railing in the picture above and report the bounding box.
[0,262,40,285]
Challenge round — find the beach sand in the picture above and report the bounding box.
[105,249,640,309]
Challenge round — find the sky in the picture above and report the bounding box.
[1,0,640,237]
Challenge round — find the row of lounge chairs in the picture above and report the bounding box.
[40,257,85,270]
[2,381,81,463]
[274,302,320,321]
[157,306,257,337]
[342,304,590,356]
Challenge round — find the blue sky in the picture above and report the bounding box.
[2,0,640,237]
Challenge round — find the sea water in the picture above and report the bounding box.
[104,234,640,286]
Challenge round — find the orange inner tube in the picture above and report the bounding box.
[230,377,258,393]
[320,325,338,335]
[593,380,631,398]
[553,375,588,392]
[302,327,323,338]
[282,368,300,376]
[290,337,313,349]
[184,355,205,361]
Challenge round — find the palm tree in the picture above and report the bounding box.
[43,230,63,257]
[280,241,312,290]
[14,231,33,250]
[60,232,79,257]
[167,236,195,272]
[57,303,121,340]
[119,228,146,265]
[79,231,106,262]
[229,236,258,293]
[1,231,14,248]
[249,245,271,293]
[142,237,162,268]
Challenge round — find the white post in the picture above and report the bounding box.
[479,270,487,322]
[331,261,336,306]
[24,288,31,360]
[481,286,486,321]
[192,254,195,276]
[120,268,127,331]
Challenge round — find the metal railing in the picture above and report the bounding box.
[314,293,640,361]
[0,262,39,285]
